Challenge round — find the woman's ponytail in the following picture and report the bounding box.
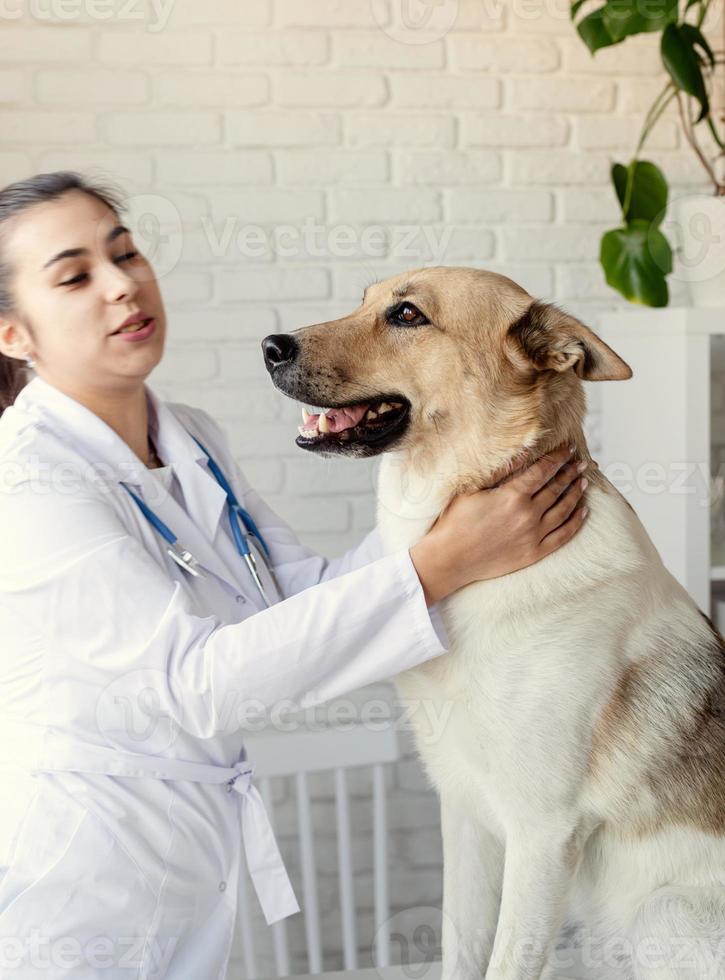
[0,354,30,418]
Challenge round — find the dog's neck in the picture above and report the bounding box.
[378,422,601,551]
[405,425,593,496]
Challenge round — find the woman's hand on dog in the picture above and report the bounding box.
[410,444,591,605]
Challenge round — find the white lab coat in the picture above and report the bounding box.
[0,375,448,979]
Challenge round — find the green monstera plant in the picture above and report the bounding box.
[571,0,725,306]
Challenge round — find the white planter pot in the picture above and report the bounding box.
[668,193,725,307]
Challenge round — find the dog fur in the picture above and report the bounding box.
[266,266,725,979]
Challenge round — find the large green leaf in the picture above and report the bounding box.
[680,23,715,68]
[576,8,615,53]
[611,161,668,225]
[661,22,709,121]
[600,221,672,307]
[572,0,678,53]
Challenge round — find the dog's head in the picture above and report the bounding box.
[262,266,631,479]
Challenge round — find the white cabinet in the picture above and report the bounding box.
[599,307,725,615]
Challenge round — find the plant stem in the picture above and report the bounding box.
[621,83,677,218]
[635,84,677,157]
[696,0,714,28]
[707,113,725,150]
[677,91,722,190]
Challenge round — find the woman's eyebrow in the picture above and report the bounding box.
[42,224,130,270]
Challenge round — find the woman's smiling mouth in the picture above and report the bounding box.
[111,316,156,342]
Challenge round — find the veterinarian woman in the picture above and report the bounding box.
[0,173,590,978]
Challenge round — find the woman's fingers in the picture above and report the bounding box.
[538,498,589,555]
[539,476,587,539]
[532,458,588,514]
[507,443,574,497]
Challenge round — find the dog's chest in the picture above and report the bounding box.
[375,462,642,827]
[395,600,606,827]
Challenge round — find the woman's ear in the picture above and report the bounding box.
[506,300,632,381]
[0,315,29,362]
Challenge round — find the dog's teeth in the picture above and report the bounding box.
[390,401,402,409]
[302,408,311,424]
[378,402,392,414]
[366,409,378,420]
[318,413,330,434]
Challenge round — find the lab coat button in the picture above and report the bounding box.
[218,880,227,892]
[235,594,246,604]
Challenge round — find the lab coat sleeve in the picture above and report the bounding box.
[183,406,390,591]
[0,482,448,741]
[237,487,450,652]
[244,486,386,591]
[183,404,449,647]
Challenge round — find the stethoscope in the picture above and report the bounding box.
[120,435,278,608]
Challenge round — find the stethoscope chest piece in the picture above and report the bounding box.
[120,435,278,606]
[166,544,206,578]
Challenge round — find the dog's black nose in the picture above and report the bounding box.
[262,334,298,371]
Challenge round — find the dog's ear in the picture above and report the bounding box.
[506,300,632,381]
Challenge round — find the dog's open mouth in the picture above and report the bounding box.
[295,396,410,455]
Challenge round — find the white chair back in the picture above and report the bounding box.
[236,725,400,978]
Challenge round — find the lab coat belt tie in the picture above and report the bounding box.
[31,738,300,926]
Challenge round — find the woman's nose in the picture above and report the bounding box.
[262,334,298,372]
[105,265,140,303]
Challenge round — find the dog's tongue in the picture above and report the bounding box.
[323,404,369,432]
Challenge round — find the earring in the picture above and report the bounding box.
[24,352,35,369]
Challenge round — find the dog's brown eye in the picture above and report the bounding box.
[390,302,427,327]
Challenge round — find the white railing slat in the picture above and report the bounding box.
[334,767,357,970]
[296,770,322,974]
[373,763,390,968]
[237,848,258,980]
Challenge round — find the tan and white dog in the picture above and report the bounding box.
[262,266,725,980]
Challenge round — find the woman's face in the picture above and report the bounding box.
[0,189,166,396]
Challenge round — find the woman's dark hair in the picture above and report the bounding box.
[0,171,125,416]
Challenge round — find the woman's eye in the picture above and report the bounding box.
[59,272,88,286]
[392,303,427,326]
[115,250,139,263]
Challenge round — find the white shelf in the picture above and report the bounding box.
[601,306,725,336]
[600,307,725,613]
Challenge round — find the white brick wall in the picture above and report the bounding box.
[0,0,712,974]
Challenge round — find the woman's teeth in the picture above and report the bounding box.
[118,319,149,334]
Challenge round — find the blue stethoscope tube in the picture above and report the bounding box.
[120,434,277,608]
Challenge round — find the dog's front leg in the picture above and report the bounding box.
[484,825,580,980]
[440,799,504,980]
